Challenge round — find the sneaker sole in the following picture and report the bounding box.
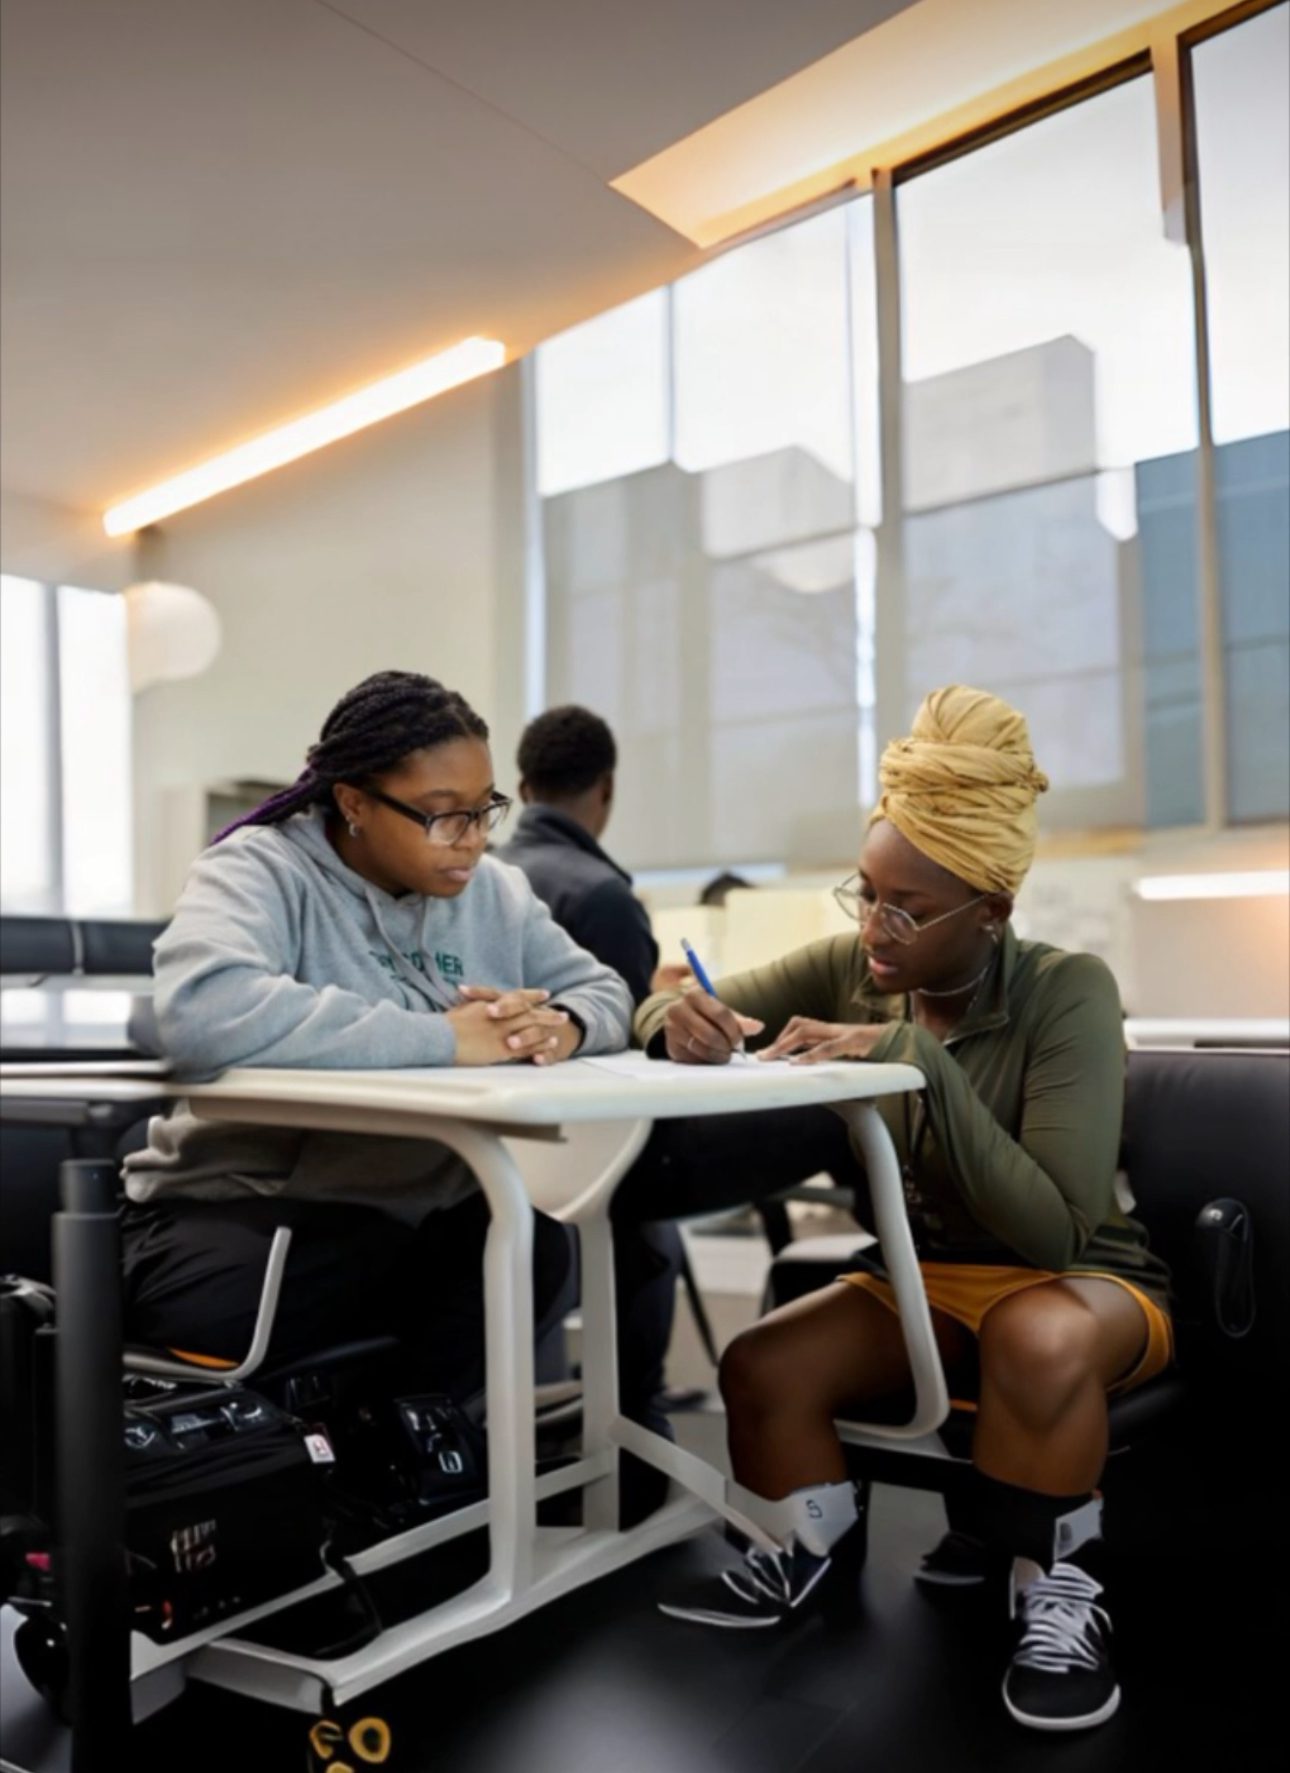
[914,1568,988,1589]
[656,1601,783,1630]
[658,1549,837,1630]
[1002,1682,1122,1732]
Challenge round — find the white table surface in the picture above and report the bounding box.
[2,1052,921,1118]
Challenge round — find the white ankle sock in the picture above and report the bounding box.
[730,1480,859,1557]
[1010,1495,1104,1606]
[1053,1494,1103,1564]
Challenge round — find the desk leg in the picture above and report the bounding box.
[432,1126,537,1600]
[837,1100,949,1439]
[574,1182,779,1549]
[607,1095,949,1541]
[575,1205,620,1532]
[53,1160,132,1769]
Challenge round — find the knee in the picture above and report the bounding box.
[979,1293,1100,1415]
[718,1322,798,1419]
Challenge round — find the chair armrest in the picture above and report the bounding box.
[124,1226,293,1386]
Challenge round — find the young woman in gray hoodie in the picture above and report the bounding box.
[122,670,633,1398]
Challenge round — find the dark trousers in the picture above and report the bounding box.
[612,1105,869,1411]
[122,1105,863,1423]
[122,1190,573,1405]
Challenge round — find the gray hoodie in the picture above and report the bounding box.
[124,809,633,1221]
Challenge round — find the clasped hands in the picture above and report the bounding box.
[447,987,582,1067]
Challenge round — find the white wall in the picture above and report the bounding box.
[1021,832,1290,1018]
[0,488,134,590]
[130,364,528,914]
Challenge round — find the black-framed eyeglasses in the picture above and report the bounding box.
[833,873,987,946]
[361,785,512,847]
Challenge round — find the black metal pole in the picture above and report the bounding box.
[52,1159,131,1770]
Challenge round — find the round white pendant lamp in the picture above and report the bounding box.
[123,581,221,692]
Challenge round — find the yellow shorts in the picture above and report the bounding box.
[842,1263,1174,1410]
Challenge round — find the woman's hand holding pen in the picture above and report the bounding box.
[662,991,764,1065]
[449,986,578,1066]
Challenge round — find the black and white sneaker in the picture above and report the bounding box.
[658,1523,863,1631]
[1003,1560,1121,1731]
[914,1530,993,1590]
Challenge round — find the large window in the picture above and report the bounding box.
[540,201,879,870]
[1191,6,1290,449]
[0,575,132,915]
[672,207,855,537]
[536,291,670,499]
[534,5,1290,866]
[1192,3,1290,821]
[897,74,1201,831]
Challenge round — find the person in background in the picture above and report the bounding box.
[496,704,699,1497]
[496,704,688,1005]
[122,671,632,1407]
[699,871,754,909]
[642,687,1173,1734]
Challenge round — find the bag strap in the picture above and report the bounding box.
[1194,1198,1256,1340]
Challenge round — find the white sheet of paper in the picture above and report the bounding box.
[578,1052,854,1083]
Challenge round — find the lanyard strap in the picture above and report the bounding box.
[902,1089,930,1180]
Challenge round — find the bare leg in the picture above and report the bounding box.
[973,1279,1150,1496]
[719,1282,975,1498]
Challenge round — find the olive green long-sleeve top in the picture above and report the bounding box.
[635,928,1171,1309]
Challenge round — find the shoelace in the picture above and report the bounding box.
[722,1546,796,1607]
[1014,1562,1111,1674]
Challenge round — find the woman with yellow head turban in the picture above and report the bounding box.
[638,686,1173,1734]
[870,683,1050,895]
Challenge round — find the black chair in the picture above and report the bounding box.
[756,1180,858,1257]
[0,917,78,977]
[767,1047,1287,1530]
[2,1126,120,1284]
[0,914,167,979]
[78,919,167,976]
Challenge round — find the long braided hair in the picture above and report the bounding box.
[213,671,489,843]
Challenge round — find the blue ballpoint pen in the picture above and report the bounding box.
[680,938,749,1059]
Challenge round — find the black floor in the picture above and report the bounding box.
[7,1476,1267,1773]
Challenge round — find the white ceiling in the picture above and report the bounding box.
[0,0,913,511]
[617,0,1197,243]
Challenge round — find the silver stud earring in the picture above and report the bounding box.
[988,925,1000,945]
[347,821,360,839]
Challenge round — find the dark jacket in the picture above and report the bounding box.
[496,805,659,1006]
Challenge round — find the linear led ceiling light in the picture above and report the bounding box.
[103,336,506,535]
[1134,870,1290,901]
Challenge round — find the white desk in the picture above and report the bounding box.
[0,1055,933,1715]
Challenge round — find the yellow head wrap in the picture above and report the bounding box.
[869,686,1049,897]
